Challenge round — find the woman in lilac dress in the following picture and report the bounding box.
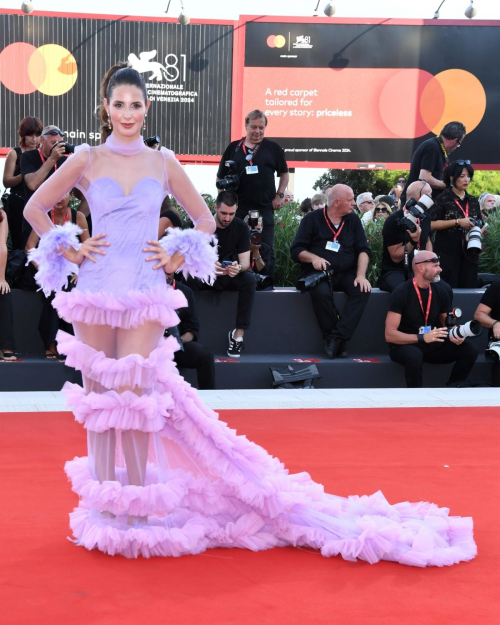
[24,64,477,565]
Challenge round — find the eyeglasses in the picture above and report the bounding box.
[414,256,440,265]
[397,179,406,184]
[360,200,375,205]
[455,160,471,166]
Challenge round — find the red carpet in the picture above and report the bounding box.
[1,407,498,625]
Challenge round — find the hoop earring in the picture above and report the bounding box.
[143,115,147,131]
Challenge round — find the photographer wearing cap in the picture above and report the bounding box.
[378,180,436,293]
[474,281,500,387]
[401,121,466,205]
[430,160,482,288]
[291,184,372,359]
[216,110,289,270]
[20,126,70,247]
[386,251,478,388]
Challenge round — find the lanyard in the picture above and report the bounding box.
[38,148,58,171]
[323,208,345,241]
[437,137,449,166]
[239,138,261,166]
[413,279,432,326]
[454,198,469,219]
[50,208,70,225]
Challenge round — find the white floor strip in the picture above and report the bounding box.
[0,388,499,412]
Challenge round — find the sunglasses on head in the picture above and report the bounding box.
[42,129,64,136]
[455,160,471,166]
[414,256,440,265]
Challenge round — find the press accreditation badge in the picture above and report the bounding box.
[325,241,341,252]
[246,165,258,174]
[419,326,431,334]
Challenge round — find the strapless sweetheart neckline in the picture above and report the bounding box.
[90,176,164,198]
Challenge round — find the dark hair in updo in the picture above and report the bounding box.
[97,62,148,143]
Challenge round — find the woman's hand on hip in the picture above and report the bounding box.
[144,240,175,273]
[65,233,110,265]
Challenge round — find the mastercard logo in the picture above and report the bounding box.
[267,35,286,49]
[0,42,78,96]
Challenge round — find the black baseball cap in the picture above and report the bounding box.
[42,127,65,136]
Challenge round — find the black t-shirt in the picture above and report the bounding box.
[402,137,446,204]
[480,281,500,340]
[290,208,371,275]
[381,208,432,273]
[20,149,68,202]
[173,280,200,341]
[431,189,482,255]
[217,138,288,213]
[160,209,183,230]
[389,279,451,336]
[215,217,250,262]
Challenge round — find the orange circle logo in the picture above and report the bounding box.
[379,68,486,138]
[266,35,286,49]
[0,42,78,96]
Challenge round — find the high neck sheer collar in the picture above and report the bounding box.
[105,133,145,156]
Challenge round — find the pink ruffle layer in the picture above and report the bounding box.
[62,383,174,433]
[57,331,179,390]
[53,284,186,329]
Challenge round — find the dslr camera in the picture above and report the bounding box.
[216,160,242,191]
[52,140,75,155]
[444,308,482,340]
[465,218,483,253]
[485,340,500,364]
[144,135,161,149]
[247,210,262,245]
[398,195,434,233]
[296,268,335,293]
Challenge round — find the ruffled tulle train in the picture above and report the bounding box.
[58,325,478,567]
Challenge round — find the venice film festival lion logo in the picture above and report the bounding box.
[128,51,184,82]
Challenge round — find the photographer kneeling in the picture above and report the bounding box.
[378,180,435,292]
[474,281,500,387]
[291,184,371,359]
[386,251,478,388]
[244,211,275,290]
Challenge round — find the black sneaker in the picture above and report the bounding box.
[227,330,244,358]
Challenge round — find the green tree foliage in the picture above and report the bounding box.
[314,169,409,197]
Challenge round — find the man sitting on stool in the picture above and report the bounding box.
[385,251,478,388]
[291,184,372,359]
[166,275,215,390]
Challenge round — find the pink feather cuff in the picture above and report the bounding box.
[26,222,81,296]
[160,227,217,284]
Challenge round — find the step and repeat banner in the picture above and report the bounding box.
[0,13,233,157]
[1,12,499,167]
[239,19,500,167]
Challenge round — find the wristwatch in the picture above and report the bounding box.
[277,192,284,199]
[253,255,262,261]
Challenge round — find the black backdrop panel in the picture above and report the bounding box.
[243,21,500,165]
[0,14,233,155]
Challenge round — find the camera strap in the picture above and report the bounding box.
[454,198,469,218]
[38,148,58,170]
[239,138,261,166]
[323,208,345,241]
[413,278,432,326]
[50,207,70,225]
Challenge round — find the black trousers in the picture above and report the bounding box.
[174,341,215,390]
[439,251,478,288]
[492,362,500,387]
[308,271,370,341]
[196,271,256,330]
[389,340,478,388]
[0,292,16,351]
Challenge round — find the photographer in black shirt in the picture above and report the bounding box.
[386,251,478,388]
[291,184,372,359]
[378,180,434,292]
[216,110,289,259]
[474,281,500,387]
[194,191,256,358]
[243,212,275,284]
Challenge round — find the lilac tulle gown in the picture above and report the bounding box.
[24,134,477,566]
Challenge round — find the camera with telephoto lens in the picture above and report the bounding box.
[465,218,483,253]
[296,268,335,293]
[485,340,500,364]
[398,195,434,233]
[52,141,75,155]
[247,210,262,245]
[444,307,462,328]
[144,135,161,149]
[255,274,274,291]
[448,319,482,340]
[216,160,242,191]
